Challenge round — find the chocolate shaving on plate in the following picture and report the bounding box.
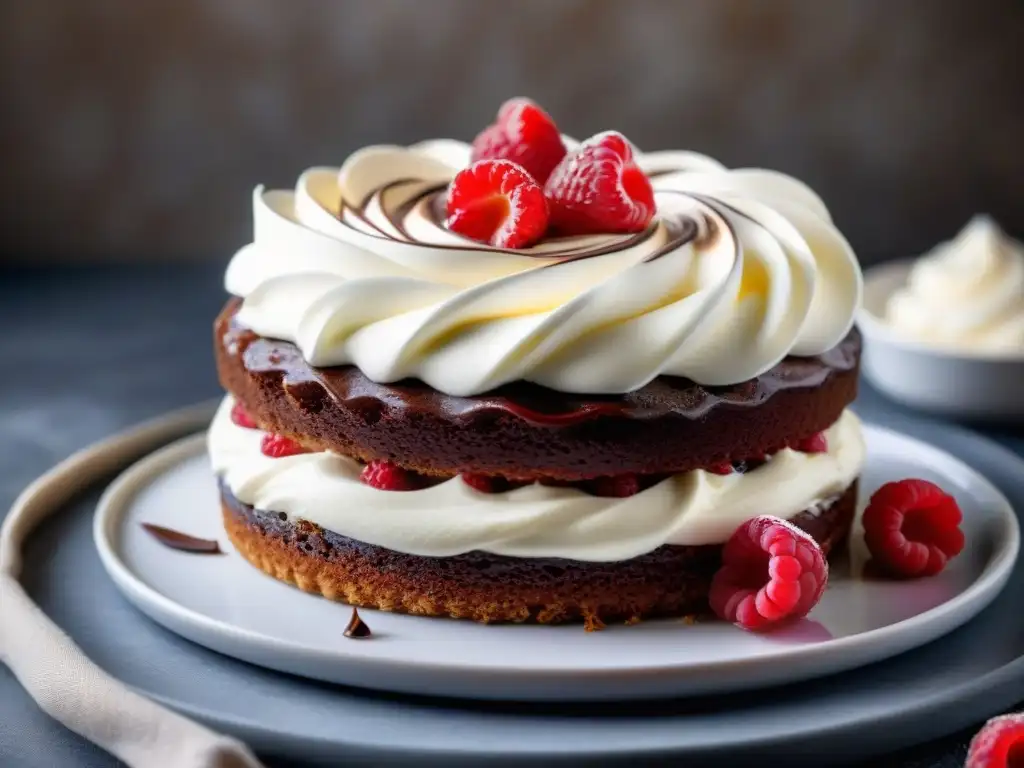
[344,607,373,639]
[141,523,222,554]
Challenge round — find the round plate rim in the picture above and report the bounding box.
[137,655,1024,762]
[93,420,1020,701]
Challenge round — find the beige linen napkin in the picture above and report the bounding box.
[0,403,264,768]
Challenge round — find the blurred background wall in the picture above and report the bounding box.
[0,0,1021,267]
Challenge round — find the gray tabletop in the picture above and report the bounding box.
[1,265,1021,768]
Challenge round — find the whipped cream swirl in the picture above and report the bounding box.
[226,139,861,396]
[209,398,865,559]
[885,216,1024,353]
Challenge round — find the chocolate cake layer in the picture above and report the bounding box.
[221,481,857,629]
[215,302,860,480]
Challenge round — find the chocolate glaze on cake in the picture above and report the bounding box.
[215,301,860,480]
[220,481,857,628]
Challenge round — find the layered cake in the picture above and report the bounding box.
[210,99,866,630]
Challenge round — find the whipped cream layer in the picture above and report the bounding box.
[209,398,865,560]
[226,139,862,397]
[885,216,1024,353]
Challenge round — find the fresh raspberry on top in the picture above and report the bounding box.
[544,131,656,235]
[260,434,309,458]
[795,432,828,454]
[361,460,423,492]
[445,159,549,249]
[966,712,1024,768]
[588,474,641,498]
[470,98,567,185]
[862,479,965,578]
[709,515,829,632]
[230,402,258,429]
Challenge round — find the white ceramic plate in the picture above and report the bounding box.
[93,422,1019,702]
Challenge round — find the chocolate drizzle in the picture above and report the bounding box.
[141,523,222,554]
[226,311,860,428]
[215,300,859,479]
[338,177,714,263]
[343,607,372,639]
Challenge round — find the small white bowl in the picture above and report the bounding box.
[857,260,1024,420]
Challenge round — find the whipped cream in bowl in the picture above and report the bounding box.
[882,216,1024,354]
[858,216,1024,418]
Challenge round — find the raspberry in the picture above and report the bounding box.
[544,131,655,235]
[462,473,498,493]
[470,98,567,185]
[230,402,258,429]
[966,712,1024,768]
[709,515,828,632]
[708,459,766,475]
[445,159,549,248]
[361,460,423,491]
[862,479,965,578]
[538,477,576,488]
[462,474,529,493]
[588,474,641,498]
[795,432,828,454]
[260,434,309,458]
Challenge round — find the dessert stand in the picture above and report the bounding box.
[13,392,1024,766]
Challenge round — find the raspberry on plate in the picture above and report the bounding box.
[966,712,1024,768]
[862,478,965,578]
[361,460,424,491]
[230,402,258,429]
[445,159,549,249]
[544,130,656,235]
[470,97,567,185]
[709,515,829,632]
[260,434,309,458]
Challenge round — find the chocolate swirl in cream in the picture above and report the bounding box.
[226,139,861,396]
[342,177,693,264]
